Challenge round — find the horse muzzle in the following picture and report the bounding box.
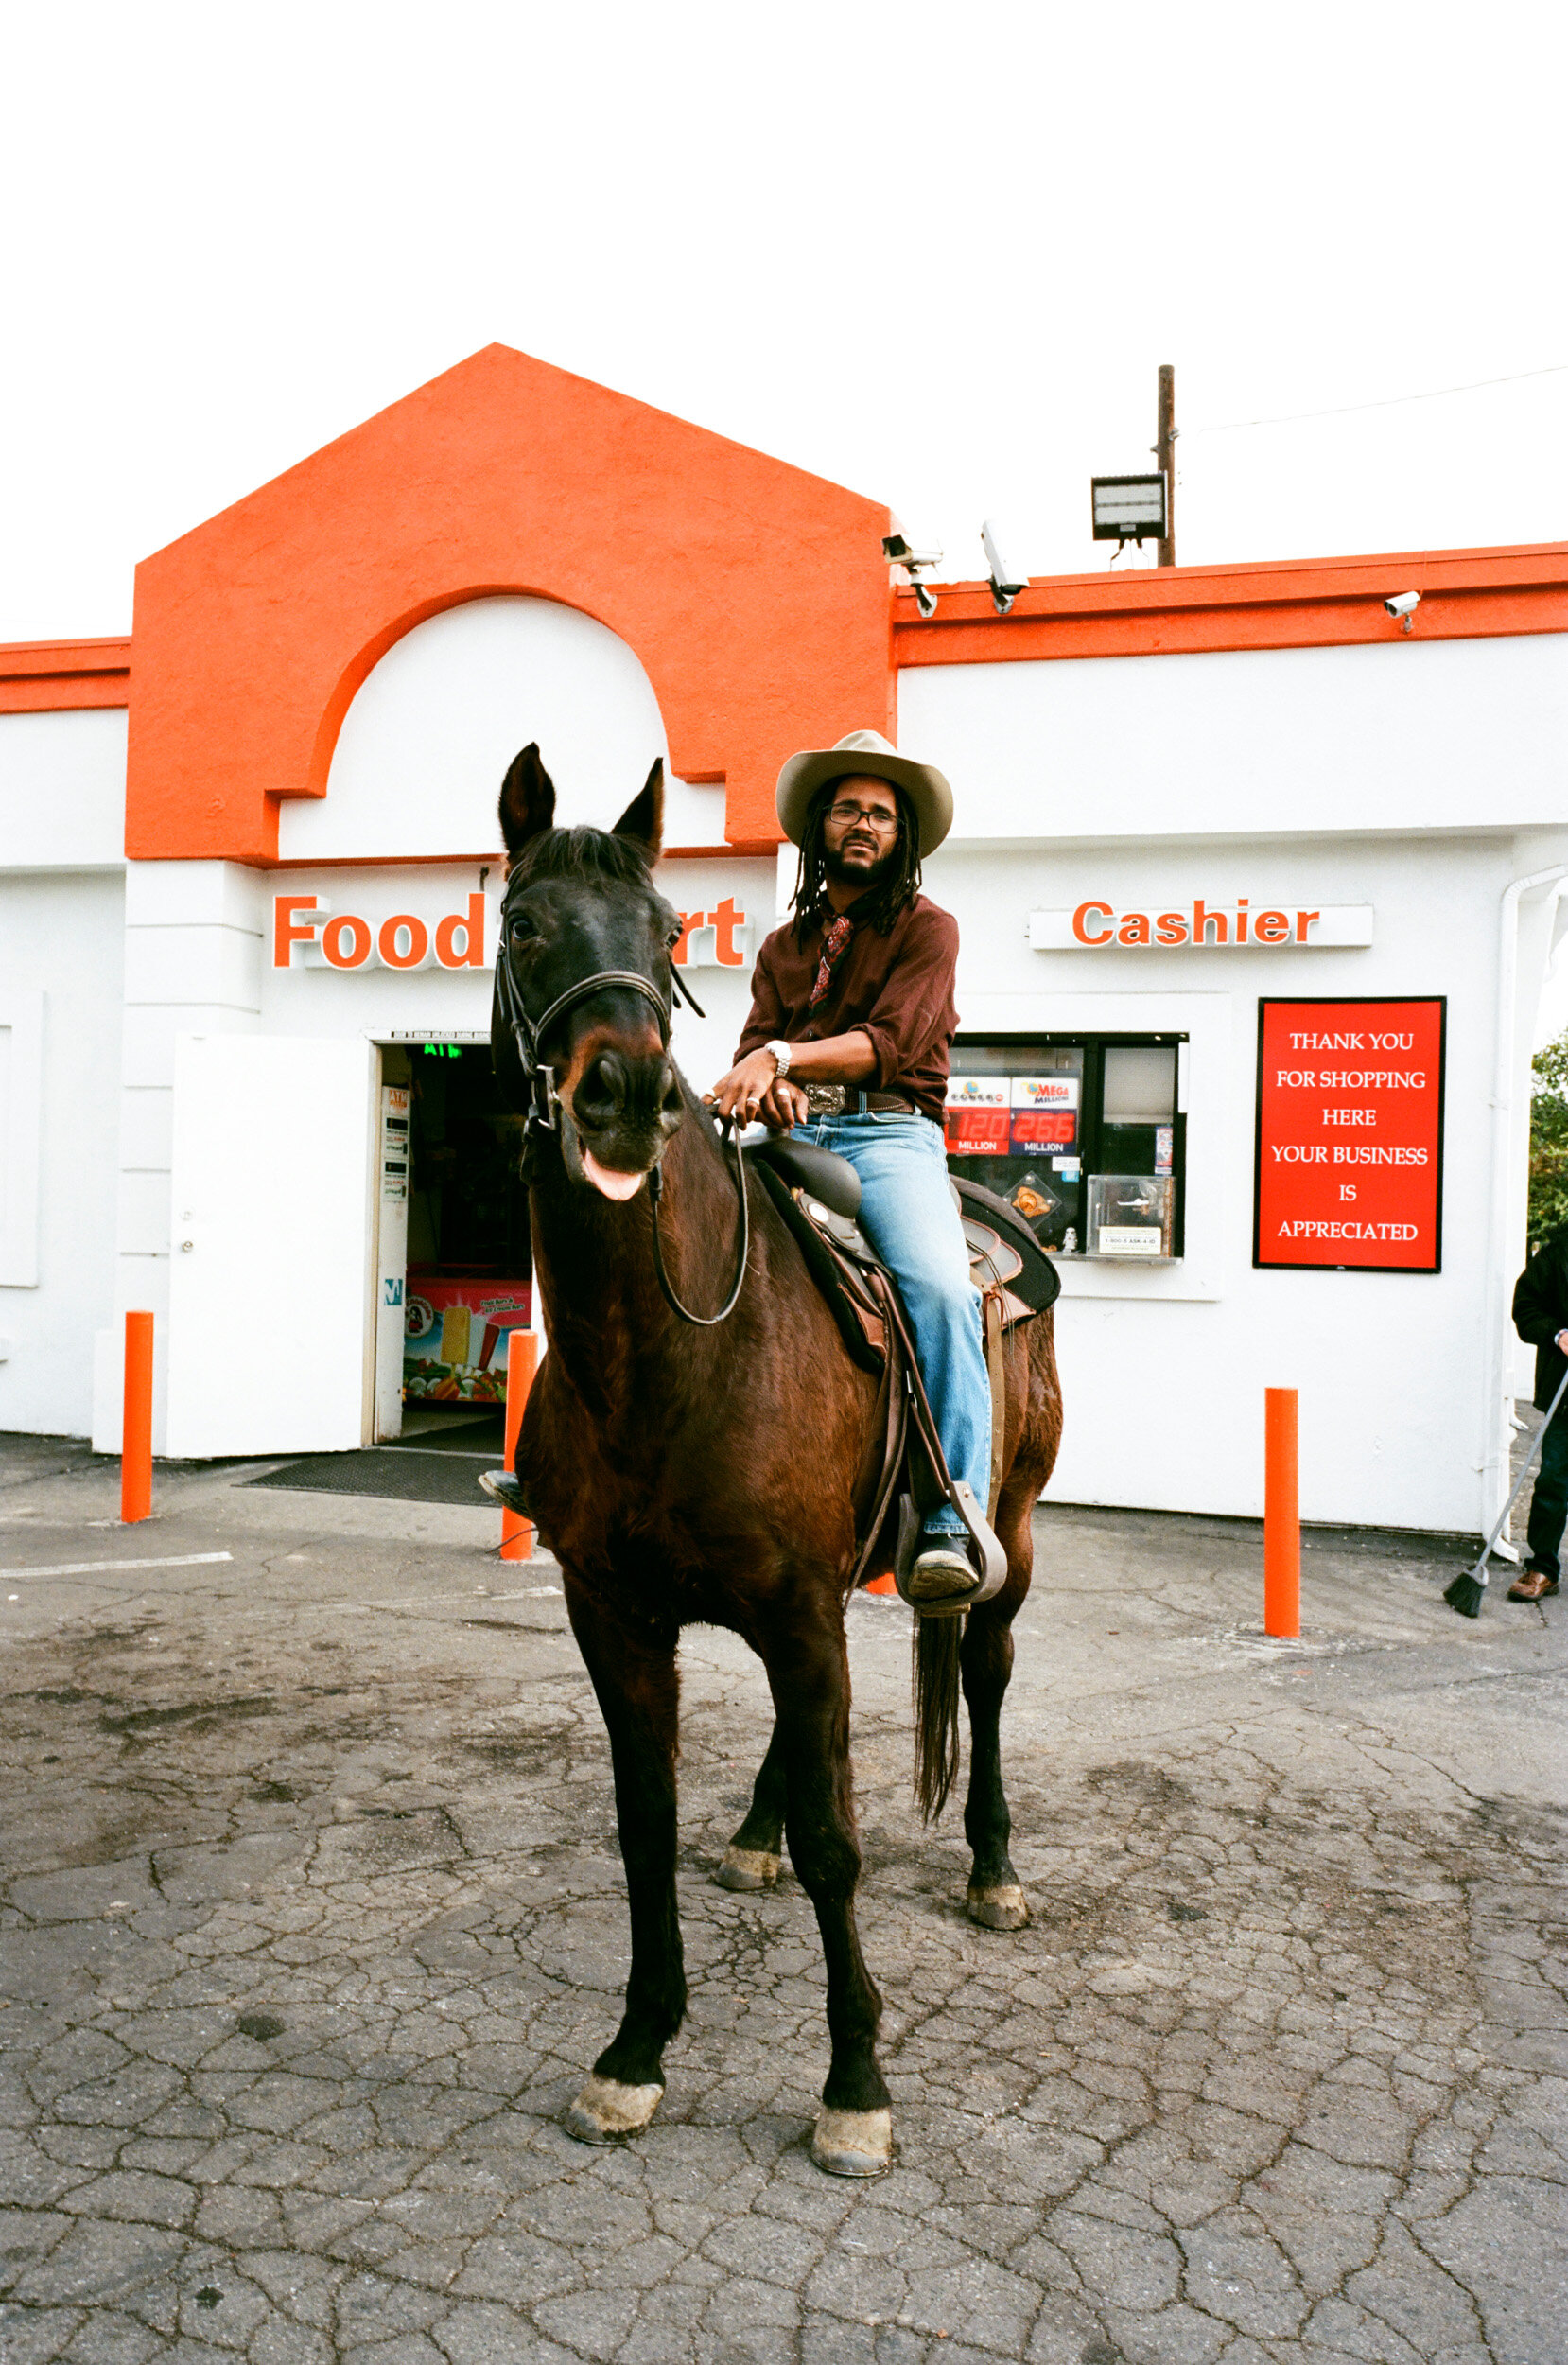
[563,1049,685,1201]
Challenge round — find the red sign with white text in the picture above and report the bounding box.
[1254,998,1445,1271]
[944,1108,1010,1155]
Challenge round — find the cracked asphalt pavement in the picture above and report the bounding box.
[0,1431,1563,2364]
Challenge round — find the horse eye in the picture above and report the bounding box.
[509,915,537,943]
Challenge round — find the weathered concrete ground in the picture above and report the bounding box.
[0,1435,1563,2365]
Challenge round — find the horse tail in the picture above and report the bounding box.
[912,1615,963,1822]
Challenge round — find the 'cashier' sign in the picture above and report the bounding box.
[1253,998,1445,1272]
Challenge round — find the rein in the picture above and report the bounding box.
[648,1127,751,1327]
[495,908,749,1328]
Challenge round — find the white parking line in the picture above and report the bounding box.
[0,1551,235,1581]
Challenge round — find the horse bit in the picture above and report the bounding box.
[494,908,751,1327]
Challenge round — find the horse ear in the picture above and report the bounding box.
[498,744,556,859]
[612,758,664,867]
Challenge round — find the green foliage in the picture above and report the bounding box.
[1529,1029,1568,1252]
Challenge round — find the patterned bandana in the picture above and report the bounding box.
[808,914,854,1009]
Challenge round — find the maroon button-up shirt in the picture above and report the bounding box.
[735,895,960,1122]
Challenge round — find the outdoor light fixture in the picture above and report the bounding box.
[1091,472,1168,548]
[882,531,943,621]
[981,518,1029,616]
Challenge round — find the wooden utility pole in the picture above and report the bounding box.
[1156,363,1176,567]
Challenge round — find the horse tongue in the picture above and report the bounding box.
[582,1147,647,1202]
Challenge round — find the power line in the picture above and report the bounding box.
[1183,362,1568,439]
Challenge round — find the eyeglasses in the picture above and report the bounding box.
[826,800,899,833]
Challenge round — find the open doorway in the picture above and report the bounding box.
[374,1042,530,1448]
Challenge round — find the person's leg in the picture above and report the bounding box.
[823,1114,990,1539]
[1524,1402,1568,1580]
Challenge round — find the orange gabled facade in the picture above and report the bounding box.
[5,344,1568,865]
[123,343,893,862]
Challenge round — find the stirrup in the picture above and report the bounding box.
[893,1486,1006,1616]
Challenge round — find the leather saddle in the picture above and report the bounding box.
[743,1133,1060,1603]
[745,1135,1059,1364]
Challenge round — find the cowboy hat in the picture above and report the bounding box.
[775,729,953,855]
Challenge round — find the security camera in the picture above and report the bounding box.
[981,518,1029,616]
[882,531,944,573]
[883,531,943,619]
[1384,590,1420,632]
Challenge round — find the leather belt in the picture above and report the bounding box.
[803,1086,918,1116]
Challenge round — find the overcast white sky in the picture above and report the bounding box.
[4,0,1564,649]
[10,1,1568,1039]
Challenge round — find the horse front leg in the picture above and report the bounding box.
[960,1482,1035,1931]
[561,1578,685,2145]
[762,1611,893,2179]
[717,1720,786,1890]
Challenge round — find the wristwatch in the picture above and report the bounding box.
[765,1039,793,1079]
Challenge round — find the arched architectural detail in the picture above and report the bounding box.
[126,344,893,862]
[281,594,676,864]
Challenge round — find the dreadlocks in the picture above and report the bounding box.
[791,782,924,945]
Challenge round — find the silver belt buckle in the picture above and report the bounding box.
[804,1084,845,1115]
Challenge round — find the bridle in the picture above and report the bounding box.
[494,892,751,1327]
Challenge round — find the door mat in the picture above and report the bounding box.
[243,1450,497,1508]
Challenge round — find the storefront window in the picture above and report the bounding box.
[945,1034,1186,1256]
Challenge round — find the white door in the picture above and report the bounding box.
[166,1035,377,1458]
[374,1081,411,1439]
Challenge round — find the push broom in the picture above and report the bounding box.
[1444,1360,1568,1617]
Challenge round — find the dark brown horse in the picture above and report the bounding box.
[493,744,1062,2176]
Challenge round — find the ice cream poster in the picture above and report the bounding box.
[403,1281,531,1403]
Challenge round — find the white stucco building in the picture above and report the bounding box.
[3,345,1565,1536]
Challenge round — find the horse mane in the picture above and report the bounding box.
[508,827,652,889]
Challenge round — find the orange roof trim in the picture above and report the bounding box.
[0,638,131,714]
[894,542,1568,667]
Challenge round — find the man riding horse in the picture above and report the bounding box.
[708,729,999,1609]
[476,735,1060,2175]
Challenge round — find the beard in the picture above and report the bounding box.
[824,837,900,894]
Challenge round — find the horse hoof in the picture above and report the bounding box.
[716,1845,781,1892]
[967,1883,1029,1930]
[563,2075,664,2145]
[810,2106,893,2177]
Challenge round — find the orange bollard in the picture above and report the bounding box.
[121,1310,154,1524]
[1263,1386,1300,1638]
[498,1327,538,1562]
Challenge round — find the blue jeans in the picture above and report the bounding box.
[793,1113,990,1538]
